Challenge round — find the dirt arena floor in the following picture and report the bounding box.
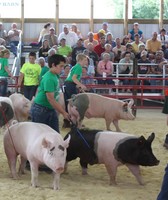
[0,109,167,200]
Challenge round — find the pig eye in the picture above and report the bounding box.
[58,145,64,151]
[49,146,55,156]
[123,107,128,112]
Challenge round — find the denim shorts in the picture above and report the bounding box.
[30,103,59,133]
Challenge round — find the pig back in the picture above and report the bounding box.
[86,93,123,118]
[3,122,59,159]
[95,131,134,164]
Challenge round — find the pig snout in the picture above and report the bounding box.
[148,158,160,166]
[56,167,64,173]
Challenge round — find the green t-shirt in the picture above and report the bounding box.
[0,58,9,77]
[65,63,82,82]
[57,45,72,56]
[20,63,41,86]
[34,71,60,109]
[40,66,49,79]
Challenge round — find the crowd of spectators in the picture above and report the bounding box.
[1,21,168,94]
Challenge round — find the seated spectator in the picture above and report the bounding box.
[38,57,49,80]
[57,38,72,63]
[106,32,116,48]
[146,32,162,55]
[38,39,50,61]
[46,48,57,62]
[137,50,151,92]
[131,33,144,55]
[121,43,135,60]
[38,22,51,46]
[94,36,106,58]
[83,49,96,75]
[128,22,144,42]
[157,28,168,51]
[0,45,6,52]
[99,22,110,34]
[0,22,7,46]
[71,38,86,66]
[0,38,6,46]
[118,51,133,92]
[58,24,78,48]
[84,32,98,48]
[60,64,71,85]
[0,22,7,39]
[121,35,130,46]
[8,23,22,57]
[101,43,115,62]
[43,27,58,48]
[96,53,114,85]
[93,29,106,43]
[112,38,126,63]
[81,66,95,87]
[70,23,83,39]
[136,43,147,59]
[150,50,167,92]
[86,43,99,68]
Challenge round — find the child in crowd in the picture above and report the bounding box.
[0,49,13,96]
[62,53,88,128]
[18,52,41,100]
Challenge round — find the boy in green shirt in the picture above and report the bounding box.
[63,53,88,128]
[30,54,70,132]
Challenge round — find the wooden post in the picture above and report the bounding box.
[56,0,59,36]
[90,0,94,32]
[159,0,164,30]
[132,58,138,117]
[124,0,128,35]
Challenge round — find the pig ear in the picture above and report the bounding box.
[64,134,71,148]
[123,103,128,112]
[42,138,51,148]
[147,132,155,143]
[128,99,134,107]
[137,136,145,145]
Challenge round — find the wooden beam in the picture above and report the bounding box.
[124,0,128,35]
[159,0,164,30]
[90,0,94,32]
[56,0,59,35]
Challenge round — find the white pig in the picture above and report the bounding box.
[3,121,70,190]
[68,93,135,131]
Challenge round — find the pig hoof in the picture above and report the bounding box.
[109,181,117,186]
[53,186,60,190]
[82,171,88,175]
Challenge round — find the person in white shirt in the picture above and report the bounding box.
[58,24,78,48]
[8,23,22,57]
[157,28,168,51]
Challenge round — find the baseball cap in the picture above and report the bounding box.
[134,22,139,26]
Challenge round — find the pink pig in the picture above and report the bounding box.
[68,93,135,131]
[3,121,70,190]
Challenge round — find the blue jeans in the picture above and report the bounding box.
[63,81,78,112]
[23,85,38,100]
[157,164,168,200]
[0,78,8,96]
[30,103,59,133]
[10,41,19,56]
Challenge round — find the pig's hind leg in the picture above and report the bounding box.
[18,156,27,175]
[126,164,144,185]
[4,146,18,179]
